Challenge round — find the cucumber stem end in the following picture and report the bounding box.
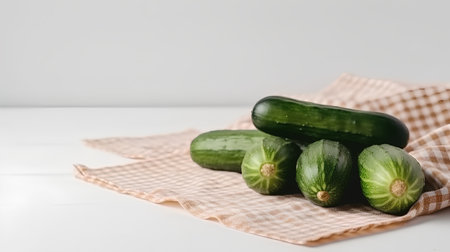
[317,191,330,202]
[390,179,407,197]
[260,163,276,177]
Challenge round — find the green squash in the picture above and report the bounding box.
[241,136,301,195]
[296,139,353,207]
[358,144,425,215]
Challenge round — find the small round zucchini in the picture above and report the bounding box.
[358,144,425,215]
[241,136,301,195]
[296,139,353,207]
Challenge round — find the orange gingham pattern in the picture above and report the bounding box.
[75,73,450,246]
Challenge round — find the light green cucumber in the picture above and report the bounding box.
[241,136,301,195]
[358,144,425,215]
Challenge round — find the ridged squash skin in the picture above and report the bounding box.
[358,144,425,215]
[190,130,269,172]
[296,140,353,207]
[241,137,301,195]
[251,96,410,149]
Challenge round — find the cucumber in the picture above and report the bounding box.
[358,144,425,215]
[251,96,409,149]
[190,130,269,172]
[296,139,353,207]
[241,136,301,195]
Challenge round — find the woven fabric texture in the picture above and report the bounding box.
[76,73,450,246]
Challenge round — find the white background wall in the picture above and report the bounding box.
[1,0,449,107]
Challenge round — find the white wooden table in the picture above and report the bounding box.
[1,108,449,252]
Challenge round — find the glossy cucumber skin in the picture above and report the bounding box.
[252,96,410,149]
[190,130,269,172]
[358,144,425,215]
[242,136,301,195]
[296,139,353,207]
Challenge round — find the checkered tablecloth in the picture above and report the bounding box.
[75,73,450,246]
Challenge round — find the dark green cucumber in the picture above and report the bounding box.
[358,144,425,215]
[241,136,301,195]
[252,96,409,148]
[190,130,269,172]
[296,139,353,207]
